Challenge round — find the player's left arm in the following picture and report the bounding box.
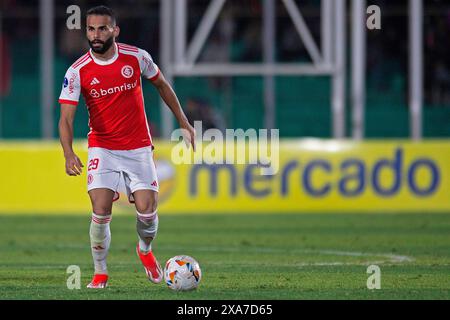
[150,72,196,151]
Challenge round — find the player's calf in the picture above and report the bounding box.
[136,210,158,250]
[89,213,111,275]
[136,210,163,283]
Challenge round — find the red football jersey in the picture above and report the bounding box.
[59,43,160,150]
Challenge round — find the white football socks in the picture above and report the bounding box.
[89,213,112,275]
[136,210,159,254]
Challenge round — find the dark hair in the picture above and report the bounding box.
[86,5,116,25]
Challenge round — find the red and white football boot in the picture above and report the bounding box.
[136,244,163,284]
[86,274,109,289]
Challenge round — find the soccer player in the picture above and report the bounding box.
[58,6,195,289]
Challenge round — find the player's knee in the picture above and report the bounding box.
[89,192,113,215]
[135,195,157,214]
[133,189,158,214]
[90,197,113,214]
[92,207,112,215]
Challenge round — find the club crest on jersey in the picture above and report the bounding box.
[121,65,134,79]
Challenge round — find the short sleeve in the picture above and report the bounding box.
[58,67,81,106]
[139,49,160,81]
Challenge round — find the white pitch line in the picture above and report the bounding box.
[160,245,415,264]
[50,243,415,266]
[297,249,414,263]
[205,260,404,268]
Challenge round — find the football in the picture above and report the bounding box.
[164,255,202,291]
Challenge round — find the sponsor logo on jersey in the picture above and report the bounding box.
[89,80,138,98]
[68,73,77,95]
[90,89,100,98]
[142,56,150,65]
[121,65,134,78]
[142,56,151,70]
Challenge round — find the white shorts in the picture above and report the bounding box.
[87,146,159,203]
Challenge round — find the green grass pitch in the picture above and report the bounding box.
[0,213,449,300]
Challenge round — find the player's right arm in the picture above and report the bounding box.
[58,67,83,176]
[59,104,84,176]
